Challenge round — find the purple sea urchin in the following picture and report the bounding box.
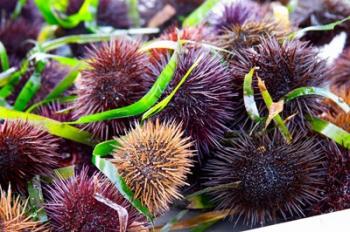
[0,18,39,67]
[72,38,152,140]
[211,0,262,33]
[148,48,234,158]
[112,120,194,215]
[202,130,326,226]
[0,120,60,193]
[45,168,148,232]
[312,142,350,214]
[230,37,328,129]
[0,186,46,232]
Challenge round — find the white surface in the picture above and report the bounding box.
[250,209,350,232]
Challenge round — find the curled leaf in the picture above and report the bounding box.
[258,77,292,143]
[95,193,129,232]
[308,116,350,149]
[0,106,94,145]
[243,67,260,122]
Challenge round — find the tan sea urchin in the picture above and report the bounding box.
[112,120,194,215]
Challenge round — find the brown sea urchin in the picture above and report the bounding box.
[112,120,194,215]
[0,120,60,193]
[0,186,45,231]
[45,168,148,232]
[72,38,152,140]
[230,37,328,129]
[202,130,326,226]
[149,48,234,158]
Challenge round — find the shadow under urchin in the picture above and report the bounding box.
[148,47,234,159]
[201,129,326,227]
[230,37,328,130]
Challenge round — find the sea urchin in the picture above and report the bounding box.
[72,38,152,140]
[0,186,45,231]
[45,168,148,232]
[149,48,234,158]
[112,120,194,215]
[0,120,60,193]
[202,129,326,226]
[230,37,328,129]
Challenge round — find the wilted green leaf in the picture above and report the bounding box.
[35,0,99,28]
[54,165,75,180]
[44,68,81,101]
[29,53,84,67]
[26,95,76,113]
[93,139,120,157]
[154,210,230,232]
[0,106,95,145]
[0,41,9,71]
[283,87,350,113]
[160,210,188,232]
[294,15,350,39]
[258,77,292,143]
[14,61,46,111]
[71,52,177,124]
[308,116,350,149]
[243,67,261,122]
[11,0,27,19]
